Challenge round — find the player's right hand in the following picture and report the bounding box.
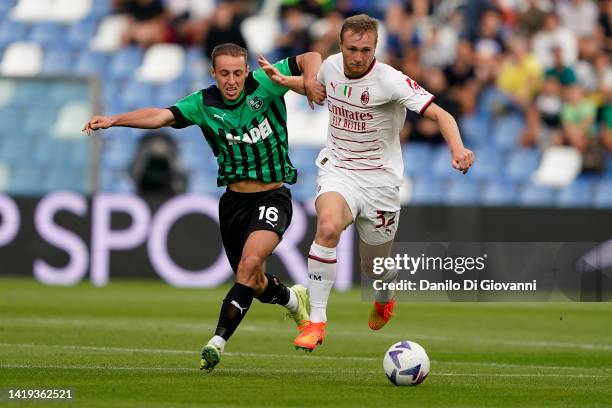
[451,147,475,174]
[304,78,326,110]
[82,116,113,136]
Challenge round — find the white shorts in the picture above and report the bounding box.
[316,164,401,246]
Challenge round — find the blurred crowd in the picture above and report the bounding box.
[112,0,612,172]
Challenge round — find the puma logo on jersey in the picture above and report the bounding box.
[214,113,226,122]
[230,300,248,315]
[226,118,273,145]
[265,220,277,228]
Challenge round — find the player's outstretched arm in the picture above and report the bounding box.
[257,55,307,95]
[82,108,176,136]
[422,103,475,174]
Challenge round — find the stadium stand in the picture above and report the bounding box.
[0,0,610,208]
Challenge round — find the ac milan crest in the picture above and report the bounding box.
[360,88,370,105]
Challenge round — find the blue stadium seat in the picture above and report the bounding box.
[481,180,519,206]
[410,178,445,205]
[108,46,143,81]
[518,183,557,207]
[74,49,108,76]
[492,113,524,150]
[444,179,481,206]
[42,167,87,193]
[48,80,90,104]
[188,170,220,196]
[180,138,218,173]
[120,81,154,111]
[290,172,317,202]
[99,170,134,193]
[41,48,74,75]
[156,80,189,108]
[87,0,112,22]
[8,168,43,196]
[556,178,595,208]
[65,20,98,49]
[0,138,35,164]
[23,107,58,134]
[0,1,16,19]
[402,142,432,176]
[468,146,504,181]
[431,145,455,178]
[0,21,29,47]
[593,181,612,208]
[604,153,612,179]
[0,106,23,133]
[505,147,540,182]
[29,22,65,48]
[288,146,320,174]
[459,113,491,146]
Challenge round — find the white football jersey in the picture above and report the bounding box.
[316,53,435,187]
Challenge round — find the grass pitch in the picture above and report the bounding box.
[0,277,610,407]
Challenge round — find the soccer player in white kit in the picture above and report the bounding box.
[259,14,475,352]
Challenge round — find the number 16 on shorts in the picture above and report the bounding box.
[258,206,279,228]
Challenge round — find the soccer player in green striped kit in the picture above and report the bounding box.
[83,43,325,371]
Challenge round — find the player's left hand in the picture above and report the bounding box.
[304,78,326,110]
[451,147,475,174]
[258,55,286,85]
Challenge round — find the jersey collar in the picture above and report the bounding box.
[344,58,376,80]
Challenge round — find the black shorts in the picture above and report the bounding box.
[219,186,293,273]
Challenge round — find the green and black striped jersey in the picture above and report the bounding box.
[168,57,300,186]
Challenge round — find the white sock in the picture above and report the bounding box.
[284,287,298,313]
[375,267,398,303]
[308,242,336,323]
[208,335,226,353]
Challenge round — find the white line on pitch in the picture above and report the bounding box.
[1,317,611,351]
[0,343,609,373]
[0,364,609,379]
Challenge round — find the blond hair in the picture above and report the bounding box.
[340,14,378,43]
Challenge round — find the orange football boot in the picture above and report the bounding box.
[293,321,325,352]
[368,299,395,330]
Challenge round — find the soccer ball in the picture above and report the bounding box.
[383,340,430,386]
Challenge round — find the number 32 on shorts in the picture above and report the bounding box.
[258,206,279,228]
[374,210,397,234]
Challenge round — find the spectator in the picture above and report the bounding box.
[443,39,479,114]
[165,0,216,46]
[521,77,564,149]
[532,12,578,68]
[309,10,343,59]
[597,0,612,51]
[403,67,460,144]
[545,46,576,85]
[574,36,603,92]
[497,34,543,109]
[202,1,247,58]
[275,6,313,59]
[120,0,171,49]
[420,22,459,68]
[556,0,598,38]
[601,95,612,151]
[561,84,597,153]
[517,0,549,36]
[469,7,506,55]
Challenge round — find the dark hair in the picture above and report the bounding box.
[340,14,378,43]
[211,43,248,68]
